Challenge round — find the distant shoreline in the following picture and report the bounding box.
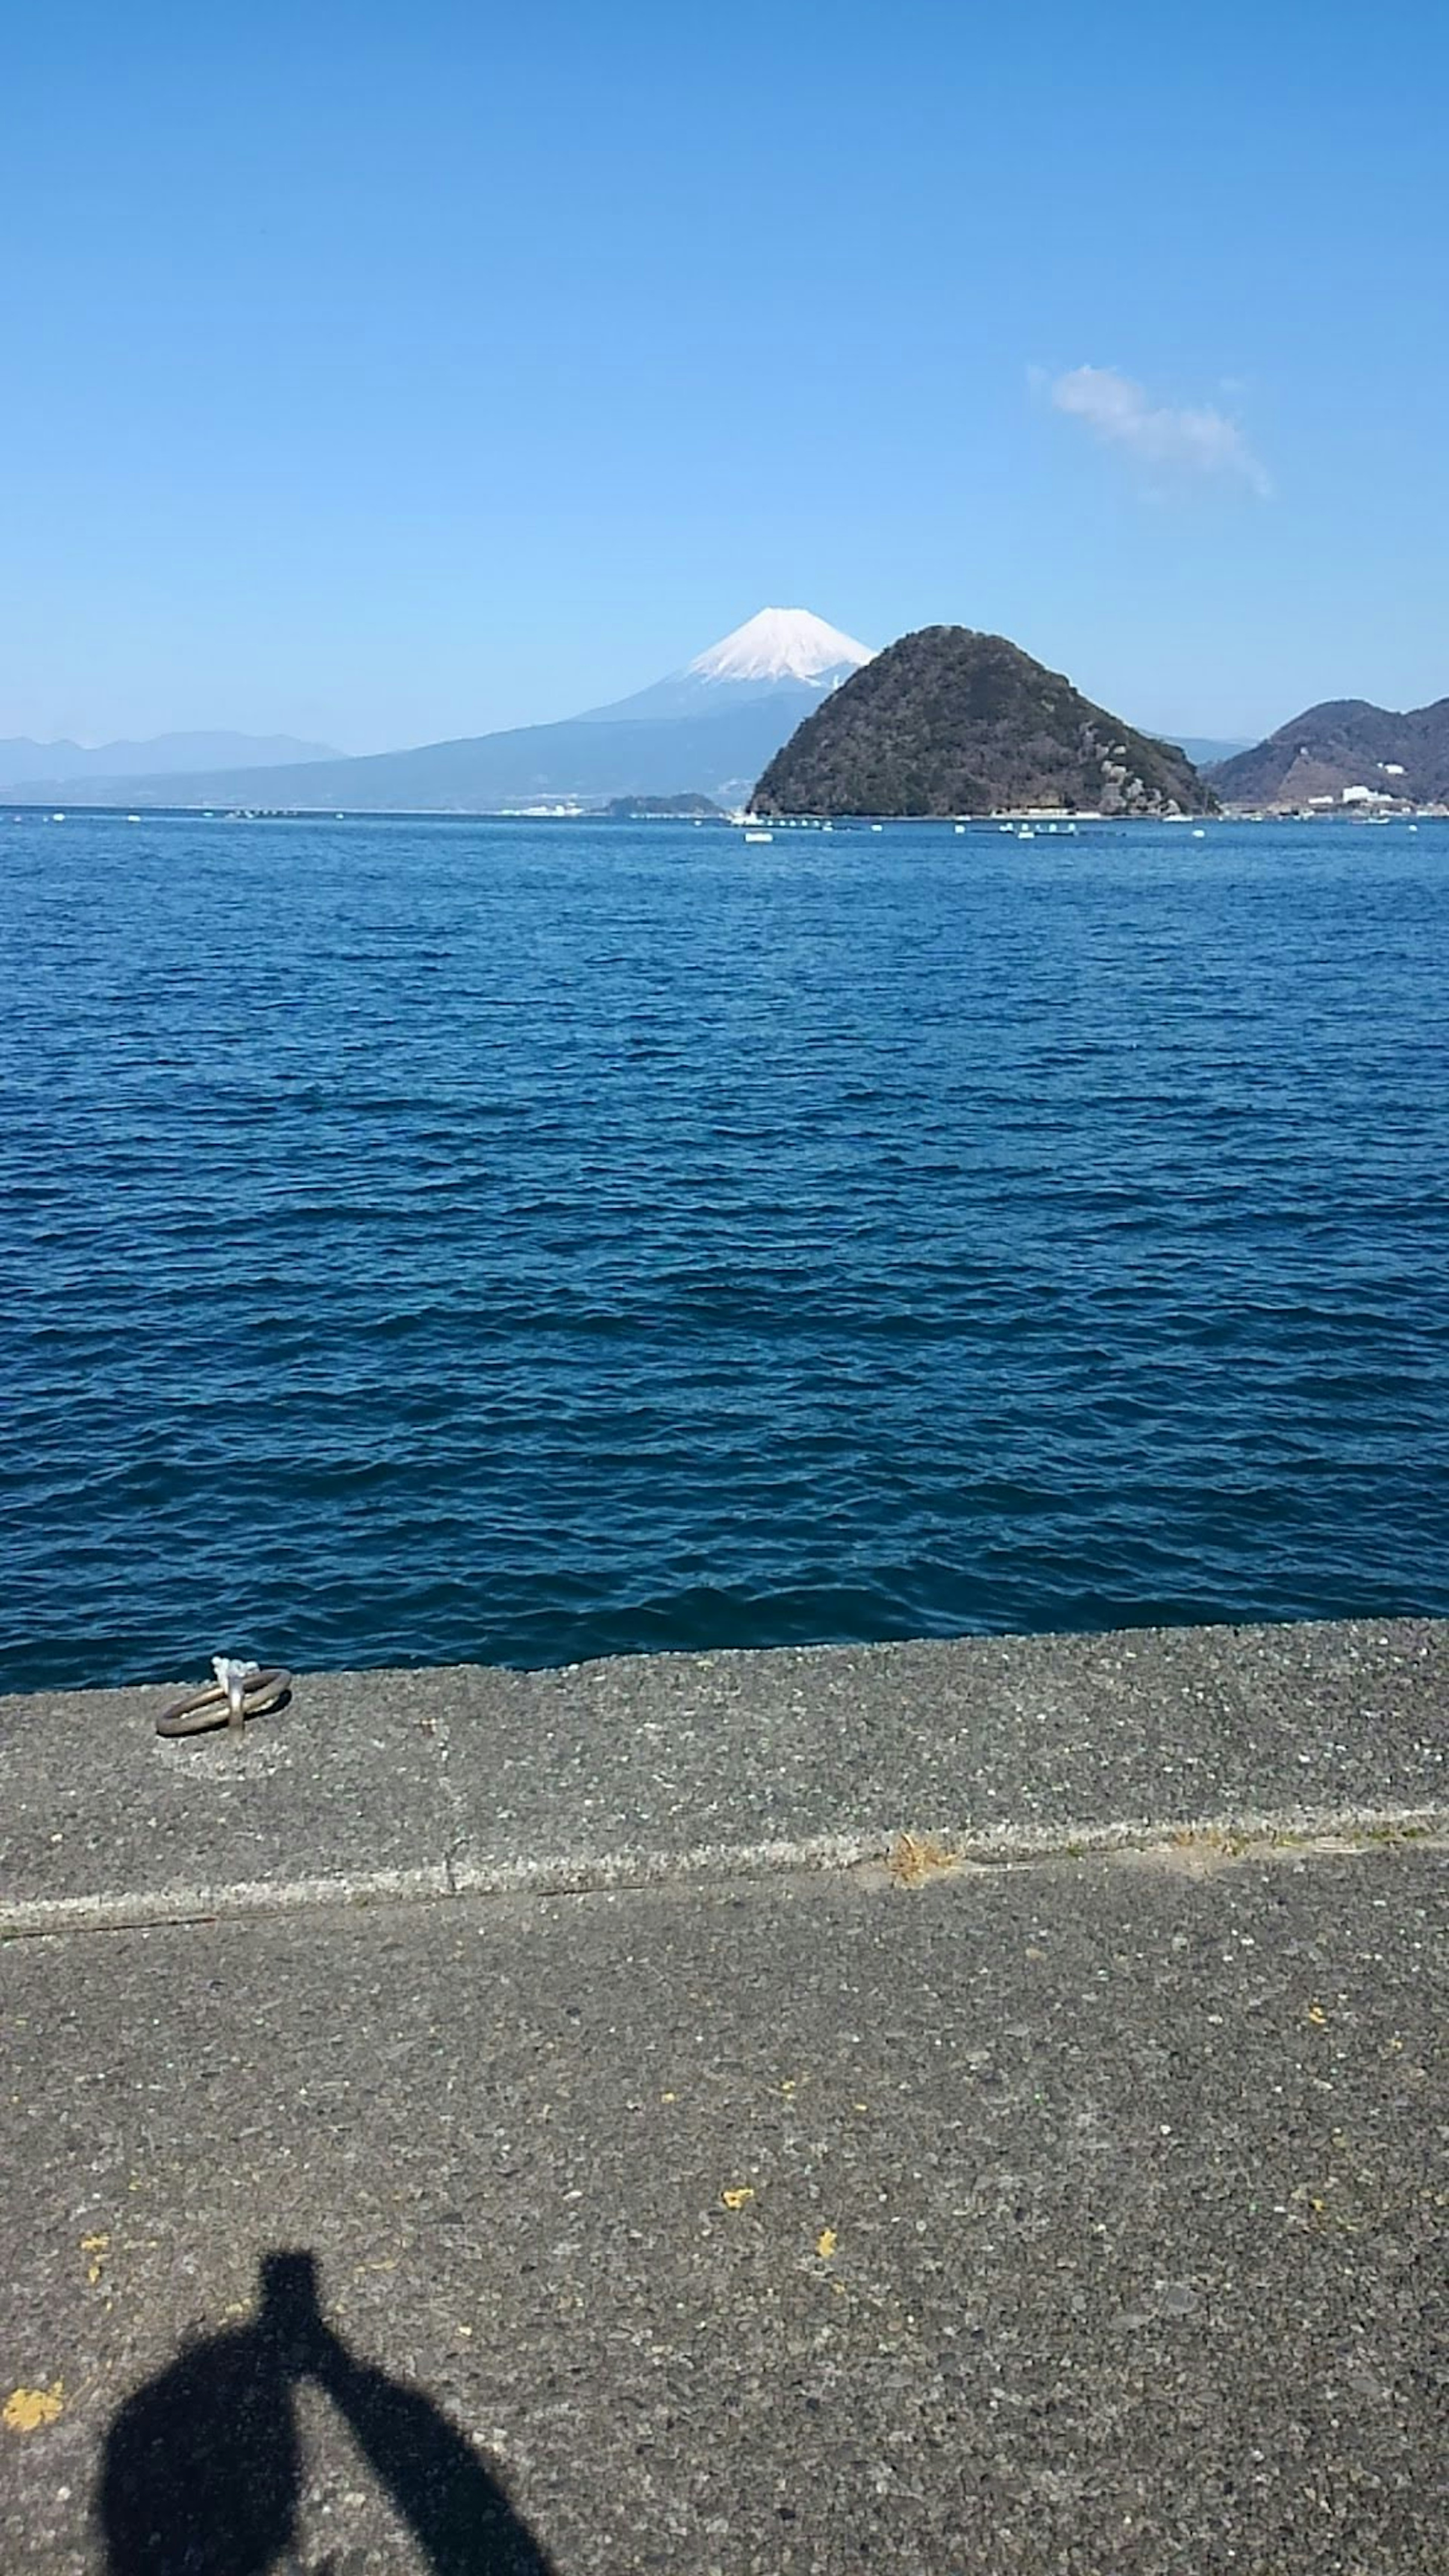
[8,801,1448,826]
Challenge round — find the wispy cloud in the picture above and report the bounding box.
[1048,364,1271,499]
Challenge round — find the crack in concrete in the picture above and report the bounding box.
[3,1802,1444,1943]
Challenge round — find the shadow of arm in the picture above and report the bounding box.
[311,2337,556,2576]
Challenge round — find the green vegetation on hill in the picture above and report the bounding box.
[753,627,1214,818]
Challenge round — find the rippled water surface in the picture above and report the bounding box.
[4,809,1447,1690]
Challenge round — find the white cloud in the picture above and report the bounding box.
[1049,364,1271,498]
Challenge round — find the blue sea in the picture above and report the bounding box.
[3,807,1447,1693]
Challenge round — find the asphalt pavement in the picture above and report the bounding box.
[1,1621,1445,2571]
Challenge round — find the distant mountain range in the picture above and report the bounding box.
[8,640,1436,819]
[4,611,874,813]
[754,627,1215,818]
[1208,698,1449,805]
[0,730,336,791]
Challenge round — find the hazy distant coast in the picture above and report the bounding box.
[8,609,1446,823]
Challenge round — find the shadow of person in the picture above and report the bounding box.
[99,2249,556,2575]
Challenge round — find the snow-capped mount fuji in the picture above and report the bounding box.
[582,607,875,725]
[689,606,874,690]
[27,608,877,811]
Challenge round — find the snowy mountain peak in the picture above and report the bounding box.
[687,607,875,689]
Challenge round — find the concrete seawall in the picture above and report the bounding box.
[4,1615,1447,1935]
[2,1618,1446,2573]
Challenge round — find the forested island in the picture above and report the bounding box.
[753,627,1214,818]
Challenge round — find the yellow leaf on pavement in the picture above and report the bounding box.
[4,2384,64,2434]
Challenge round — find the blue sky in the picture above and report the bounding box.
[3,0,1445,751]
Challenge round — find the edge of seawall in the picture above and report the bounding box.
[2,1616,1446,1936]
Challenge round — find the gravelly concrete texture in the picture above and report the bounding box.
[2,1841,1445,2573]
[0,1663,456,1922]
[3,1619,1447,1928]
